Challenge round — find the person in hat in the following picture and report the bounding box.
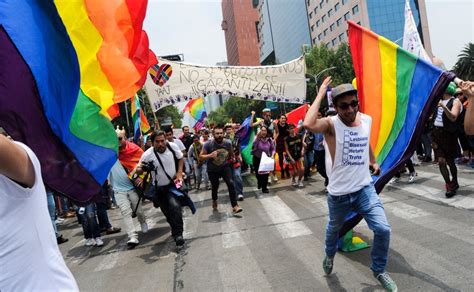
[303,76,397,292]
[431,82,462,198]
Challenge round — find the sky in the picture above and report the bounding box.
[144,0,473,69]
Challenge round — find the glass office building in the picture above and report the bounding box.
[257,0,311,64]
[366,0,423,43]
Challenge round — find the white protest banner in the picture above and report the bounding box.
[144,56,307,111]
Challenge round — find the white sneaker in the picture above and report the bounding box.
[292,178,298,186]
[298,180,304,188]
[408,172,416,184]
[271,174,278,183]
[85,238,95,246]
[95,237,104,247]
[389,177,400,184]
[127,237,139,247]
[55,218,65,224]
[141,222,149,233]
[237,194,244,201]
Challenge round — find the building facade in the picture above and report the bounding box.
[257,0,312,64]
[307,0,432,55]
[221,0,260,66]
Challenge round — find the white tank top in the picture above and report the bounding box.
[324,113,373,196]
[0,142,78,291]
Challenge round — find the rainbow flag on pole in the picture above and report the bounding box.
[337,21,454,238]
[348,21,454,192]
[0,1,156,202]
[131,95,151,143]
[183,97,207,130]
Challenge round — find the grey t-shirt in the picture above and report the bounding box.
[203,139,232,172]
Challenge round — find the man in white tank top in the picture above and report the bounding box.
[0,133,78,291]
[303,77,397,292]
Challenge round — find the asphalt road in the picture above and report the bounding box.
[58,162,474,291]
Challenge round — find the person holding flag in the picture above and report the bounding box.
[303,77,396,292]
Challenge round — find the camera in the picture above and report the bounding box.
[141,161,155,172]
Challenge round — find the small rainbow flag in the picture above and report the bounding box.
[183,97,207,121]
[131,95,151,143]
[0,1,156,202]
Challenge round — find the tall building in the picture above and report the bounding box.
[221,0,260,66]
[256,0,312,64]
[307,0,432,55]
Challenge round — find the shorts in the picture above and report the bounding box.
[431,127,458,160]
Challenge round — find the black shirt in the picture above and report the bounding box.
[203,139,233,172]
[286,135,303,160]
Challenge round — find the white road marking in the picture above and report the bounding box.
[260,196,312,239]
[221,205,247,249]
[387,201,432,219]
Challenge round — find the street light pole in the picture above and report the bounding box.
[314,66,336,96]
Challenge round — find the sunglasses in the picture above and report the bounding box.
[337,100,359,110]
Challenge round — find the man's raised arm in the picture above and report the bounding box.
[303,76,332,134]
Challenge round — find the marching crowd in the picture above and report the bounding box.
[1,78,473,291]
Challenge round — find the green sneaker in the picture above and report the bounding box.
[323,256,334,275]
[374,272,398,291]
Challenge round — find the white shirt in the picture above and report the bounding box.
[139,142,183,186]
[173,138,186,152]
[324,113,373,196]
[0,143,78,291]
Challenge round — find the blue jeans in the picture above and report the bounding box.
[46,191,58,237]
[304,150,314,178]
[79,202,101,239]
[233,166,244,195]
[325,184,391,274]
[96,202,112,230]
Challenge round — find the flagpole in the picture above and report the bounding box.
[124,99,131,132]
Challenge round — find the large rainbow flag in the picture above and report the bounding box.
[337,21,454,237]
[0,1,156,202]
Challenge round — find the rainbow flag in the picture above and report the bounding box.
[131,95,151,143]
[348,21,454,192]
[235,115,257,165]
[183,97,207,121]
[0,1,156,202]
[337,21,454,237]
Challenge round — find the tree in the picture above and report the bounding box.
[452,43,474,81]
[207,97,270,124]
[305,43,355,103]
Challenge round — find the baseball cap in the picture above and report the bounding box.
[331,83,357,103]
[262,108,271,113]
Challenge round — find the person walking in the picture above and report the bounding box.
[431,83,462,197]
[303,77,397,291]
[200,125,243,213]
[188,135,208,190]
[285,124,305,187]
[274,114,290,179]
[225,124,245,201]
[137,130,188,246]
[252,125,275,193]
[111,128,148,247]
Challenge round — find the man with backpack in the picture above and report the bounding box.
[137,130,188,246]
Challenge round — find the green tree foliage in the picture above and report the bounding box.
[452,43,474,81]
[305,43,355,103]
[207,97,268,124]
